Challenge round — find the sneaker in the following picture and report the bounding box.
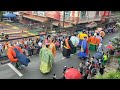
[17,66,22,70]
[62,57,66,59]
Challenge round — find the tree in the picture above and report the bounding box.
[0,11,4,21]
[95,71,120,79]
[112,34,120,51]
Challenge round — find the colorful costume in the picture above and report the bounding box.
[7,46,23,62]
[88,36,98,51]
[49,42,56,57]
[62,38,72,58]
[102,54,108,65]
[39,46,54,74]
[78,32,88,47]
[78,39,88,59]
[100,31,105,38]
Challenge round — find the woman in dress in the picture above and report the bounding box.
[39,43,54,74]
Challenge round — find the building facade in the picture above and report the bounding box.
[17,11,111,28]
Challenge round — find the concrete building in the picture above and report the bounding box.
[15,11,111,29]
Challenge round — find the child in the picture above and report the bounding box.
[102,53,108,66]
[99,65,105,75]
[79,63,84,75]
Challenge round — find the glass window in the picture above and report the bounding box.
[96,11,99,17]
[64,11,70,19]
[81,11,86,19]
[37,11,45,17]
[33,11,38,15]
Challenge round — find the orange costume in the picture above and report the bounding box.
[100,31,105,38]
[88,36,98,51]
[88,36,97,45]
[49,42,56,57]
[96,37,100,46]
[7,46,23,62]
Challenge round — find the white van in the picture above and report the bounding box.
[3,18,14,23]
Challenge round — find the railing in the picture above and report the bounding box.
[0,34,40,42]
[0,35,41,64]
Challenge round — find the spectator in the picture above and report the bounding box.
[99,65,105,75]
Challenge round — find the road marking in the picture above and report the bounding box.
[62,57,66,60]
[8,63,23,77]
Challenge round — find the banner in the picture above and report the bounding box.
[45,11,60,20]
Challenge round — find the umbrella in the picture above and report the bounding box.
[106,45,114,50]
[64,68,82,79]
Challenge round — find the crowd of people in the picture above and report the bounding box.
[0,22,118,79]
[0,37,40,57]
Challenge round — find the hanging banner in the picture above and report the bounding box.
[45,11,60,20]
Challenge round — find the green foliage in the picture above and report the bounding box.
[95,71,120,79]
[112,34,120,51]
[0,11,4,21]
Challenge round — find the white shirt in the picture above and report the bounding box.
[38,42,42,47]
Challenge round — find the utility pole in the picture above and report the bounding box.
[62,11,65,32]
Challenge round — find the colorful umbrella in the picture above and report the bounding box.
[64,68,82,79]
[106,45,114,50]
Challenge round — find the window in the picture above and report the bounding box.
[81,11,86,19]
[64,11,70,20]
[33,11,38,15]
[96,11,99,17]
[37,11,45,17]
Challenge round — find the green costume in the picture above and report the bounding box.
[89,44,96,51]
[39,46,54,74]
[102,54,108,65]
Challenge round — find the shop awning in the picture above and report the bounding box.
[3,13,17,18]
[52,21,72,28]
[23,14,48,22]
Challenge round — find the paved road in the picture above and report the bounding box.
[0,32,119,79]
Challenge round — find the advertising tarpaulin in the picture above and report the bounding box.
[45,11,60,20]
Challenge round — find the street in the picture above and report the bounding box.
[0,32,119,79]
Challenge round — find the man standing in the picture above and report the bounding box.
[70,34,79,54]
[63,36,73,58]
